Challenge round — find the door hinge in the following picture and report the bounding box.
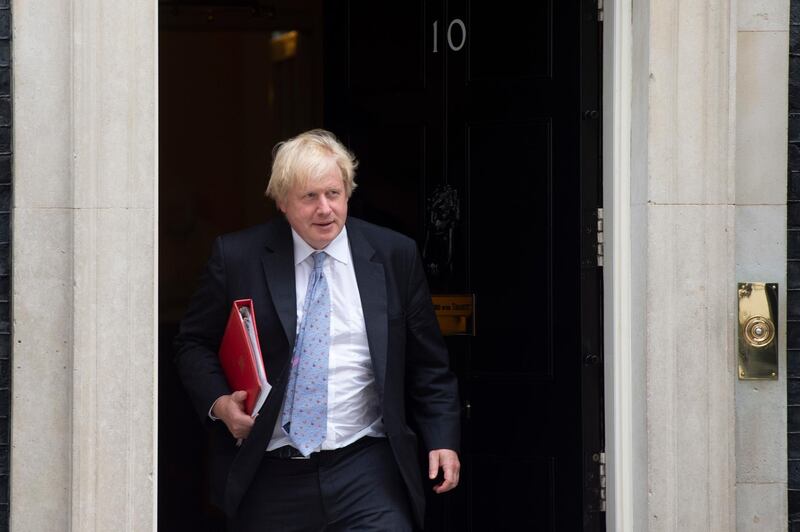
[597,0,604,21]
[591,451,607,512]
[596,207,604,267]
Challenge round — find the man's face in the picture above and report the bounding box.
[278,163,348,250]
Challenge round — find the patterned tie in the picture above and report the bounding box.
[281,251,331,456]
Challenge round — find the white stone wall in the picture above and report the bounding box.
[11,0,157,530]
[609,0,790,529]
[734,0,789,529]
[643,0,738,528]
[11,1,72,526]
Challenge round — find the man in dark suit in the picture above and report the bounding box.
[174,129,461,531]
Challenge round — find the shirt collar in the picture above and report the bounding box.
[291,225,350,266]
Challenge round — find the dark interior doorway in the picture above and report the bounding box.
[159,3,325,530]
[158,1,604,531]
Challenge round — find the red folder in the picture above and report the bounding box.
[218,299,269,416]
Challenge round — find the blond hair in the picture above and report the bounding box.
[265,129,358,203]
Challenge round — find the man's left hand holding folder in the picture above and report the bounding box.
[211,390,255,440]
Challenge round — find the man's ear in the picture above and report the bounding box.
[276,199,286,213]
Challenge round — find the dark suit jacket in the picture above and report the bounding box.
[173,216,461,527]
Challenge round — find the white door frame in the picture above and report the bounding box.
[602,0,640,530]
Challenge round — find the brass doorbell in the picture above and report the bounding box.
[737,283,778,380]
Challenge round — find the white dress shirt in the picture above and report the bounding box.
[266,226,385,451]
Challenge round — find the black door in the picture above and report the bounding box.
[324,1,604,531]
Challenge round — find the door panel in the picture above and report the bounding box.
[470,454,556,532]
[349,123,429,241]
[324,1,603,529]
[467,121,552,378]
[467,0,552,81]
[348,1,427,91]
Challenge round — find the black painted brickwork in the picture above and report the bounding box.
[0,1,9,529]
[791,1,800,527]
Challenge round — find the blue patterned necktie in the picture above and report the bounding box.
[281,251,330,456]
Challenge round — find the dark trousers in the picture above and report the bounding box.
[228,437,413,532]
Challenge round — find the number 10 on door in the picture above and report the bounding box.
[433,19,466,53]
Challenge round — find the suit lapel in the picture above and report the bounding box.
[347,220,388,399]
[259,217,388,398]
[260,218,297,351]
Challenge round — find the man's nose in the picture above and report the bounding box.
[317,196,332,213]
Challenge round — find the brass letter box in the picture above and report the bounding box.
[737,282,778,380]
[431,294,475,336]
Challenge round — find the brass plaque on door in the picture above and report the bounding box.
[737,282,778,380]
[432,294,475,336]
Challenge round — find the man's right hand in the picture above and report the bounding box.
[212,390,255,440]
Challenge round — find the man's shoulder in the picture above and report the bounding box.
[347,216,415,250]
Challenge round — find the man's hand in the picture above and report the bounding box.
[212,390,255,440]
[428,449,460,494]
